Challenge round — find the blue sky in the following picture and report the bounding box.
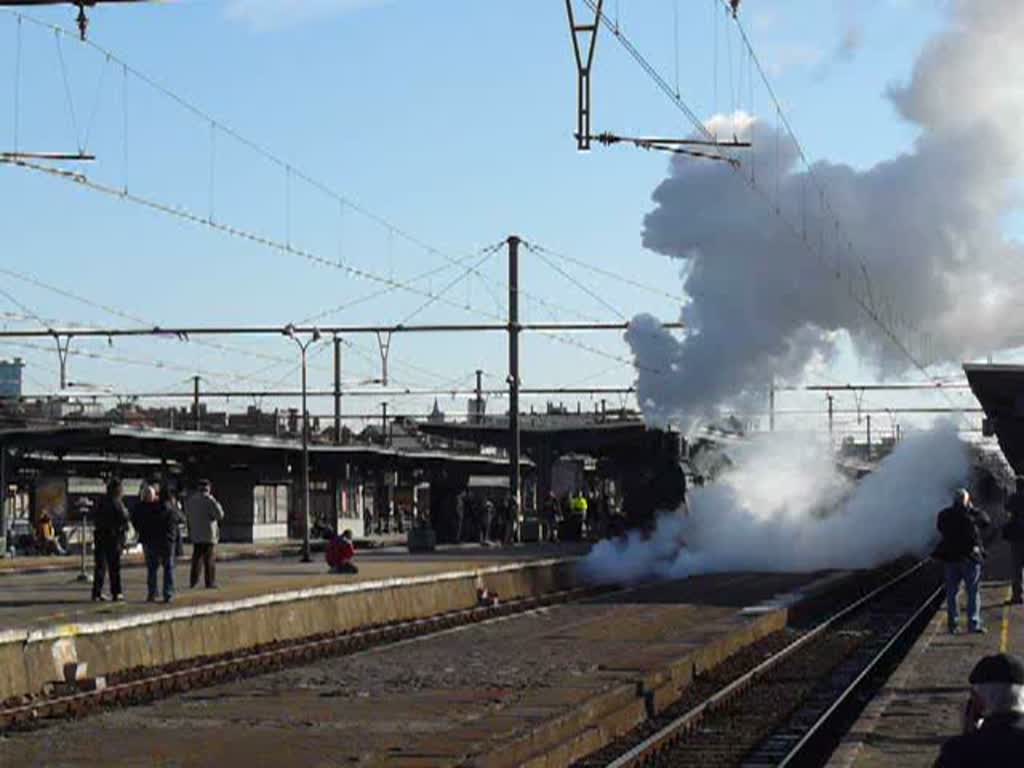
[0,0,965,434]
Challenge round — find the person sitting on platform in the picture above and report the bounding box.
[35,511,65,556]
[935,653,1024,766]
[326,529,358,574]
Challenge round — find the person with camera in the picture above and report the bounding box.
[934,488,991,634]
[935,653,1024,766]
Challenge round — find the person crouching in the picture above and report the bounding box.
[326,529,358,574]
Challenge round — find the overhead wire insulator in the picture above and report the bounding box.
[76,2,88,41]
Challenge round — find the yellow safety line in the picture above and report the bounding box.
[1000,586,1012,653]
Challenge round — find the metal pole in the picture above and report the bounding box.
[508,235,522,520]
[769,378,776,432]
[53,334,72,391]
[301,345,311,563]
[76,503,91,583]
[0,444,7,558]
[474,369,483,424]
[827,394,834,437]
[192,375,201,430]
[866,413,872,460]
[333,335,342,445]
[381,402,388,446]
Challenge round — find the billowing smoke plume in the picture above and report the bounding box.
[629,2,1024,427]
[583,422,968,583]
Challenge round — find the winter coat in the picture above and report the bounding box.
[131,500,177,552]
[184,492,225,544]
[326,535,356,570]
[934,713,1024,767]
[93,496,130,543]
[934,503,991,563]
[1004,494,1024,543]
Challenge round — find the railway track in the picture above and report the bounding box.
[575,559,942,768]
[0,583,612,733]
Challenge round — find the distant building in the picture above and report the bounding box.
[0,358,24,399]
[468,395,486,423]
[428,399,445,424]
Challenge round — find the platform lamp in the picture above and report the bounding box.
[283,324,322,563]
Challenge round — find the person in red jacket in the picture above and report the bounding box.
[326,529,358,574]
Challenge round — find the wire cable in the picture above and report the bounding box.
[524,241,626,321]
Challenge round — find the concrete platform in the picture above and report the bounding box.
[0,543,587,702]
[828,543,1022,768]
[0,568,846,768]
[0,535,407,576]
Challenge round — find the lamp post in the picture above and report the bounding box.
[283,323,321,563]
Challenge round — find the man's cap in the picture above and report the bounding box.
[969,653,1024,685]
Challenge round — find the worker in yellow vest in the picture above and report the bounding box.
[570,492,589,538]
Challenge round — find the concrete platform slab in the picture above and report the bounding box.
[0,569,845,768]
[0,544,585,702]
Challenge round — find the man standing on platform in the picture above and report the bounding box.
[185,479,225,590]
[935,653,1024,766]
[92,478,129,602]
[1004,476,1024,605]
[132,485,177,603]
[934,488,991,634]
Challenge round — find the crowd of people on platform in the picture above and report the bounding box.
[90,477,225,604]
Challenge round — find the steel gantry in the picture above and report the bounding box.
[0,236,685,519]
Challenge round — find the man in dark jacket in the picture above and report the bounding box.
[935,488,991,634]
[131,485,177,603]
[92,478,129,602]
[1004,476,1024,605]
[935,653,1024,766]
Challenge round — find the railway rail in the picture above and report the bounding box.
[577,559,942,768]
[0,583,612,733]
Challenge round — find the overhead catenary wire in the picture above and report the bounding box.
[524,241,626,321]
[399,242,505,326]
[4,154,667,376]
[585,0,954,409]
[1,9,681,393]
[524,241,687,305]
[0,264,322,370]
[0,10,525,328]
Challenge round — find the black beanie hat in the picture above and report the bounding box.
[969,654,1024,685]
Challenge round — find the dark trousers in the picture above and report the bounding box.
[190,542,217,588]
[1012,541,1024,600]
[92,536,122,598]
[144,546,175,601]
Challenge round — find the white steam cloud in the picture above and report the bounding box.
[629,2,1024,428]
[583,422,968,584]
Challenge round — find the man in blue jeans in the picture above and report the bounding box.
[935,488,991,634]
[131,484,177,603]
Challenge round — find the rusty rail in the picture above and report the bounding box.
[603,560,934,768]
